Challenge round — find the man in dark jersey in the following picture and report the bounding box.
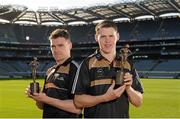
[26,29,81,118]
[72,20,143,118]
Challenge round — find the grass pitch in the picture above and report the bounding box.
[0,78,180,118]
[0,79,43,118]
[130,79,180,118]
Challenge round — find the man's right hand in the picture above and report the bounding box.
[25,85,41,99]
[102,81,125,102]
[25,85,44,109]
[25,86,32,98]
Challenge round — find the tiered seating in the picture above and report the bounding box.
[0,18,179,78]
[134,59,180,78]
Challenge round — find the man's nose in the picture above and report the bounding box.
[105,37,111,43]
[53,47,58,53]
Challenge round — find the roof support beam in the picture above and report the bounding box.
[11,9,29,23]
[85,9,107,20]
[167,0,180,12]
[60,11,87,22]
[135,3,156,16]
[35,12,41,25]
[0,10,13,16]
[50,12,66,24]
[47,12,65,23]
[108,6,131,18]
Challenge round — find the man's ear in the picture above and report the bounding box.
[95,34,98,42]
[70,42,72,49]
[68,40,72,49]
[117,32,120,41]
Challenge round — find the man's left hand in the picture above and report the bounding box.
[123,72,133,89]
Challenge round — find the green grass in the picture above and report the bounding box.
[0,79,43,118]
[0,78,180,118]
[130,79,180,118]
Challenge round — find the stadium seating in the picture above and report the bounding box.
[0,18,179,78]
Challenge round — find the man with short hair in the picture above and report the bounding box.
[72,20,143,118]
[26,29,81,118]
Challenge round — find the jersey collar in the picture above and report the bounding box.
[94,49,121,61]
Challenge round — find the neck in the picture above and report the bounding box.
[100,50,116,62]
[56,56,70,65]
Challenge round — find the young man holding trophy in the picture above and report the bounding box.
[72,20,143,118]
[26,29,81,118]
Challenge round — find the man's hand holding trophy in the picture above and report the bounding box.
[115,44,132,86]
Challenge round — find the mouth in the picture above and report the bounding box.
[105,44,112,48]
[54,54,61,57]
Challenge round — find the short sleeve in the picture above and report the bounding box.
[131,68,144,93]
[72,60,91,95]
[68,61,78,98]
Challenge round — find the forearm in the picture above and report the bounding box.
[74,94,106,108]
[74,82,126,108]
[126,87,143,107]
[36,101,44,110]
[44,97,81,114]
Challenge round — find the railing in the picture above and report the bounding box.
[138,71,180,79]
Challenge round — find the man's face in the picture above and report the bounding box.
[95,27,119,54]
[50,37,72,63]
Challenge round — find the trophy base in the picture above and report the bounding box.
[30,82,40,94]
[115,71,124,86]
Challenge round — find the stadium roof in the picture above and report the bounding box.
[0,0,180,25]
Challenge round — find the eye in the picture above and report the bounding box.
[100,35,106,38]
[109,35,114,38]
[58,44,63,47]
[51,45,55,48]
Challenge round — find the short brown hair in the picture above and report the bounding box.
[95,20,118,34]
[49,29,70,41]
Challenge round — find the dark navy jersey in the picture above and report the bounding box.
[72,50,143,118]
[42,57,79,118]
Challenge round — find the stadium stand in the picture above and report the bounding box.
[0,0,180,78]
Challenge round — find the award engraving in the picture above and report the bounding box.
[115,44,131,85]
[29,57,40,94]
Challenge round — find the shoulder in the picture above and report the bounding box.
[69,60,79,72]
[83,53,96,63]
[70,60,79,68]
[77,53,98,71]
[46,65,55,75]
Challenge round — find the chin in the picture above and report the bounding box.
[103,50,112,54]
[55,57,62,61]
